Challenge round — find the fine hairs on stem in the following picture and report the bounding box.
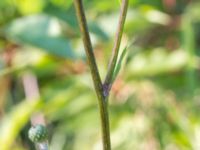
[73,0,129,149]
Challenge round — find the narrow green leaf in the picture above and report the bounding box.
[112,46,128,82]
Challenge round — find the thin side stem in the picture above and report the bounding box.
[73,0,111,149]
[104,0,129,95]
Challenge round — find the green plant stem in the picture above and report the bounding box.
[73,0,104,101]
[73,0,111,149]
[104,0,129,95]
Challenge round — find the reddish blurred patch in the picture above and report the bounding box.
[163,0,176,10]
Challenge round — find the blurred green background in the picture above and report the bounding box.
[1,0,200,149]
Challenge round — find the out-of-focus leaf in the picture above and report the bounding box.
[184,2,200,22]
[182,20,196,94]
[0,64,27,77]
[5,15,75,59]
[140,5,171,25]
[126,49,192,77]
[51,0,73,9]
[172,132,192,149]
[44,5,109,40]
[44,5,78,30]
[0,100,42,150]
[14,0,45,14]
[88,22,109,41]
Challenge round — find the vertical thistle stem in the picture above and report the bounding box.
[73,0,111,149]
[74,0,129,149]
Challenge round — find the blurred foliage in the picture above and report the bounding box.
[1,0,200,150]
